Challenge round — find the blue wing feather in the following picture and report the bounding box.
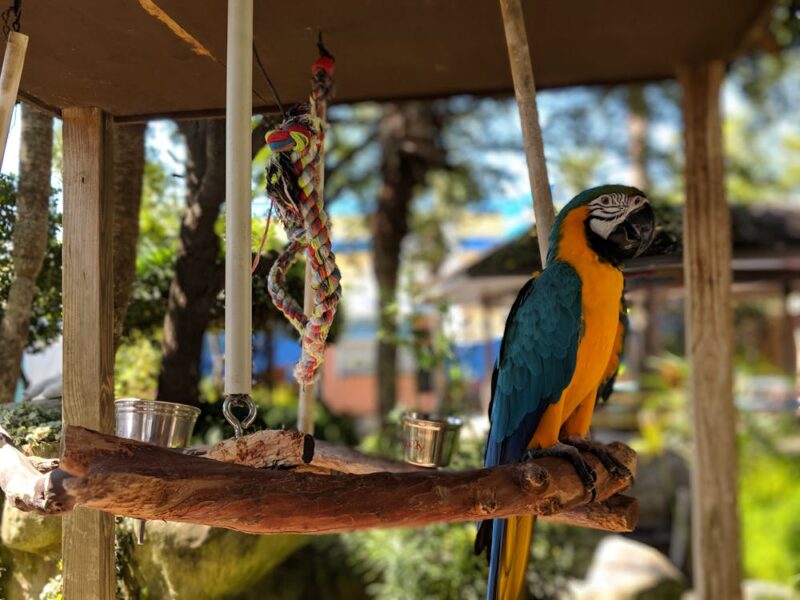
[487,261,583,460]
[477,261,583,598]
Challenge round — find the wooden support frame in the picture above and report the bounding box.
[0,31,28,166]
[498,0,555,261]
[1,425,638,534]
[61,107,116,600]
[678,61,742,600]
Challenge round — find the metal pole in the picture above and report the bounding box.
[498,0,554,263]
[224,0,253,396]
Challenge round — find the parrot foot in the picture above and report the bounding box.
[561,436,634,483]
[524,442,597,502]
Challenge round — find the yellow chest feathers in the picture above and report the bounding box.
[555,206,623,402]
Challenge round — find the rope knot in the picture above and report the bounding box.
[266,124,313,155]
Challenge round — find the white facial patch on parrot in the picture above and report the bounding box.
[588,192,647,239]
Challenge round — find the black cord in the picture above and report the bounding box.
[317,31,334,60]
[253,42,286,118]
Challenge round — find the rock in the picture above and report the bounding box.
[131,520,309,599]
[1,505,61,559]
[570,535,688,600]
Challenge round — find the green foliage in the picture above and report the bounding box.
[36,521,142,600]
[114,331,162,398]
[0,401,61,453]
[192,380,360,447]
[348,428,598,600]
[343,522,488,600]
[0,174,63,351]
[122,156,180,338]
[634,352,800,587]
[38,565,61,600]
[739,430,800,586]
[634,354,692,457]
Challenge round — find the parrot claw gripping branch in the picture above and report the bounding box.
[0,0,638,559]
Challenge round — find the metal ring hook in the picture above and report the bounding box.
[223,394,257,438]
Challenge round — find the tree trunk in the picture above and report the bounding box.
[372,102,444,419]
[111,123,146,351]
[0,105,52,403]
[157,120,226,408]
[627,85,651,192]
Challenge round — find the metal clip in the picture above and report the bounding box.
[222,394,257,438]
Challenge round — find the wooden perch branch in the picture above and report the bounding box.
[0,426,638,534]
[0,427,73,514]
[196,429,314,468]
[543,494,639,532]
[196,430,637,531]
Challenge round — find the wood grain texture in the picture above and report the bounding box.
[498,0,554,261]
[196,429,315,468]
[543,494,639,532]
[0,426,638,534]
[678,62,742,600]
[61,106,115,600]
[199,431,635,531]
[0,31,28,165]
[57,426,635,535]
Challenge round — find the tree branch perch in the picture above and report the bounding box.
[0,426,637,535]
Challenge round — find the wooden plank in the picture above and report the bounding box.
[61,106,115,600]
[498,0,554,261]
[678,61,742,600]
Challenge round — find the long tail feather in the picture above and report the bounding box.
[487,516,536,600]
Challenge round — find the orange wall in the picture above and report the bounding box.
[321,347,437,417]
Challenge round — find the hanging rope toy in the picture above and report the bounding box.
[310,38,335,114]
[264,112,341,386]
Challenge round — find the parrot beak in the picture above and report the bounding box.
[629,202,655,257]
[607,202,656,260]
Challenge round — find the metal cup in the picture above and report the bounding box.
[115,398,200,448]
[400,412,463,468]
[115,398,201,542]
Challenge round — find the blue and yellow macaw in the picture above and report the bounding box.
[475,185,655,600]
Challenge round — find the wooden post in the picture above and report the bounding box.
[498,0,554,262]
[678,61,742,600]
[0,31,28,166]
[61,107,116,599]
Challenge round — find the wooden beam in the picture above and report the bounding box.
[0,31,28,166]
[61,106,116,600]
[678,61,742,600]
[498,0,555,261]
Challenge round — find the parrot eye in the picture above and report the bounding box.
[601,196,610,205]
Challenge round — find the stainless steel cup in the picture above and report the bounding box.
[115,398,200,448]
[401,412,463,468]
[115,398,201,543]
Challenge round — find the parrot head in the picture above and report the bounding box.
[548,184,656,266]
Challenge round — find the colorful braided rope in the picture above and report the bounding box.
[265,114,341,386]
